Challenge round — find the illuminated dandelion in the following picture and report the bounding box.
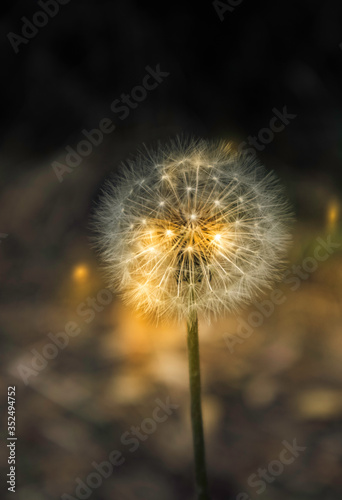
[93,138,291,322]
[93,138,292,500]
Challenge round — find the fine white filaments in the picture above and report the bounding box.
[93,139,292,321]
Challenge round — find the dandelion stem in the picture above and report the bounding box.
[187,298,210,500]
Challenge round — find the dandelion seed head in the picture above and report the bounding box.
[93,138,292,321]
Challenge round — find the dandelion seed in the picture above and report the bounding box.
[93,138,292,322]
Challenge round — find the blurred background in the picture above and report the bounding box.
[0,0,342,499]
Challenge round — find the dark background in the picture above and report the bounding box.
[1,1,342,500]
[1,0,342,179]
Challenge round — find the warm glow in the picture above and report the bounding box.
[93,138,291,320]
[73,264,89,282]
[327,199,339,229]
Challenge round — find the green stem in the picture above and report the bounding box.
[187,304,210,500]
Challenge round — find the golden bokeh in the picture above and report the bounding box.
[327,199,339,230]
[72,264,89,282]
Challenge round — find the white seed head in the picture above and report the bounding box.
[93,138,292,321]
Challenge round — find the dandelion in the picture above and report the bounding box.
[93,138,292,500]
